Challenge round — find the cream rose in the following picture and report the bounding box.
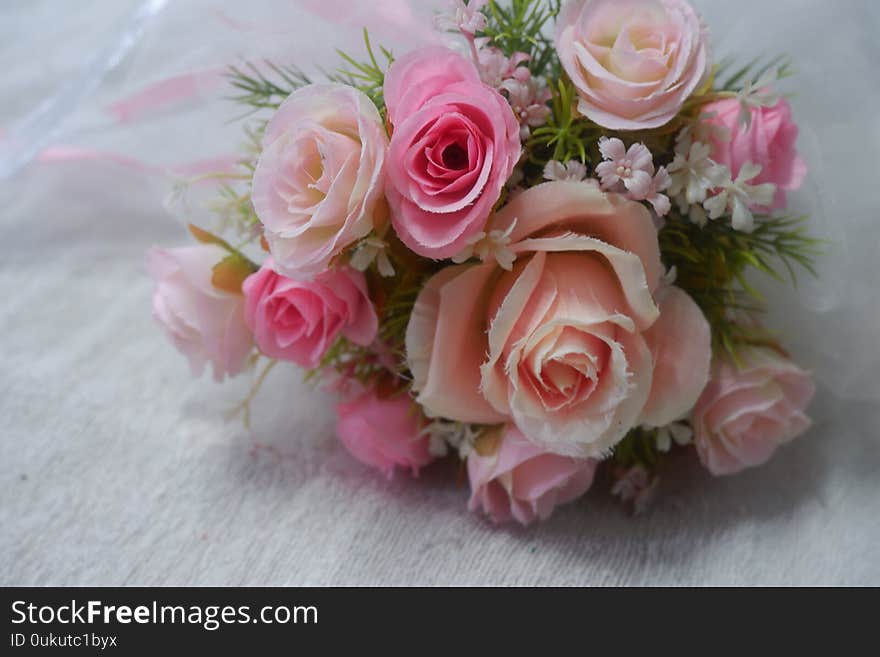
[406,181,712,457]
[555,0,709,130]
[252,84,388,277]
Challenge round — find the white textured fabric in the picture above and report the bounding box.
[1,0,878,586]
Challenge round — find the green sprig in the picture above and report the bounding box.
[713,54,794,92]
[660,213,824,356]
[480,0,562,77]
[522,77,596,181]
[226,61,310,114]
[326,29,393,116]
[612,426,662,470]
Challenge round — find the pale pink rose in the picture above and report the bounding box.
[242,259,377,368]
[146,245,253,381]
[703,97,807,210]
[336,387,434,477]
[467,425,597,525]
[252,84,388,277]
[556,0,709,130]
[692,347,815,476]
[406,181,711,457]
[477,46,530,87]
[383,46,521,258]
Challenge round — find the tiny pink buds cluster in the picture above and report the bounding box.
[477,46,530,87]
[434,0,489,36]
[475,47,550,140]
[596,138,672,216]
[500,71,552,139]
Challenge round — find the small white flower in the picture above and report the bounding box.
[349,236,395,277]
[654,421,693,453]
[702,162,776,232]
[735,68,781,128]
[543,159,588,182]
[677,114,731,152]
[433,0,488,36]
[421,419,481,459]
[452,218,518,270]
[667,140,730,212]
[685,200,708,226]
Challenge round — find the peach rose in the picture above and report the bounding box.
[693,347,815,476]
[555,0,709,130]
[252,84,388,277]
[146,245,253,381]
[467,425,597,525]
[406,181,711,457]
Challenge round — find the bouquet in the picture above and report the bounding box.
[147,0,821,524]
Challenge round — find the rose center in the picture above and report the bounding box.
[441,143,469,171]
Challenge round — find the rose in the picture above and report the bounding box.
[146,245,253,381]
[251,84,388,277]
[703,98,807,210]
[383,46,522,258]
[467,425,597,525]
[242,259,377,368]
[555,0,709,130]
[336,387,434,477]
[692,347,815,476]
[406,181,712,457]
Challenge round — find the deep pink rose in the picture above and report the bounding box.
[692,347,815,476]
[556,0,709,130]
[252,84,388,277]
[336,387,434,477]
[242,259,377,368]
[406,181,711,457]
[146,245,253,381]
[703,97,807,210]
[467,425,597,525]
[383,46,522,258]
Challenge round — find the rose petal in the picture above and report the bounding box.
[640,286,711,427]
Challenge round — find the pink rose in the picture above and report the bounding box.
[336,387,434,477]
[692,347,815,476]
[383,46,521,258]
[146,245,253,381]
[467,425,597,525]
[556,0,709,130]
[242,259,377,368]
[252,84,388,277]
[703,98,807,210]
[406,181,711,457]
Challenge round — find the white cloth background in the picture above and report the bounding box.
[1,0,878,585]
